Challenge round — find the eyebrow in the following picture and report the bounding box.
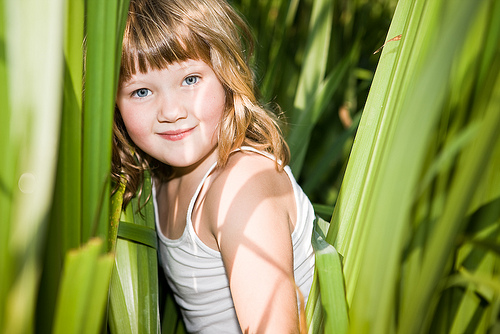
[120,80,135,88]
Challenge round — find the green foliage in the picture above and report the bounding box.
[82,0,129,241]
[0,0,65,332]
[234,0,398,206]
[326,0,500,332]
[36,1,85,330]
[53,239,114,334]
[306,217,348,334]
[0,0,142,332]
[109,173,161,334]
[1,0,498,333]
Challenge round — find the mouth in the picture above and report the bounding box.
[157,127,195,141]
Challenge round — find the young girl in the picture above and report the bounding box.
[112,0,316,332]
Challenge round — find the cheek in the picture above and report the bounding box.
[124,122,143,144]
[119,108,148,145]
[204,95,225,138]
[206,84,226,122]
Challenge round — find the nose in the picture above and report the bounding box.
[157,95,187,123]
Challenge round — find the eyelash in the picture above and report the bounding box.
[132,88,151,98]
[130,75,200,97]
[183,75,200,86]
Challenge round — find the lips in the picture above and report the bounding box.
[157,127,195,141]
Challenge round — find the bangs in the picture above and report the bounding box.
[120,2,211,82]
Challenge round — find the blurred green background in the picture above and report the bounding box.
[234,0,397,208]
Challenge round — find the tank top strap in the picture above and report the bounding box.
[236,146,280,164]
[187,146,278,223]
[187,147,259,216]
[186,160,219,218]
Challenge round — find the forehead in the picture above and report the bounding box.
[119,42,210,82]
[119,59,219,89]
[119,15,212,82]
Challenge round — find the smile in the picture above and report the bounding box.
[157,127,195,141]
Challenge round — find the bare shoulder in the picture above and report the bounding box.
[212,150,291,204]
[203,150,296,233]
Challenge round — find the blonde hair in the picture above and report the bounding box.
[112,0,290,206]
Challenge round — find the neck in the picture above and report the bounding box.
[170,146,219,186]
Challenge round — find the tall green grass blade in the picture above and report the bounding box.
[110,179,127,251]
[109,209,138,334]
[109,173,160,333]
[35,1,86,330]
[408,2,500,329]
[399,45,500,334]
[306,216,349,334]
[82,0,130,241]
[53,238,114,334]
[288,56,349,175]
[258,0,300,100]
[327,0,414,298]
[400,0,500,331]
[287,0,333,176]
[84,252,116,334]
[305,276,323,334]
[0,0,9,202]
[51,0,85,253]
[353,0,484,330]
[466,0,500,212]
[325,0,499,332]
[290,0,332,121]
[131,175,160,333]
[1,1,64,333]
[0,0,12,329]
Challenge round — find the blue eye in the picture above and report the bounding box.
[183,76,199,86]
[133,88,151,98]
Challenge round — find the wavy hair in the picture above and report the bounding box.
[112,0,290,206]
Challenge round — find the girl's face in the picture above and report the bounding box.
[116,59,225,172]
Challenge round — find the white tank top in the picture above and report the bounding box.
[154,147,315,333]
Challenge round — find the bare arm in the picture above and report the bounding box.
[206,153,299,333]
